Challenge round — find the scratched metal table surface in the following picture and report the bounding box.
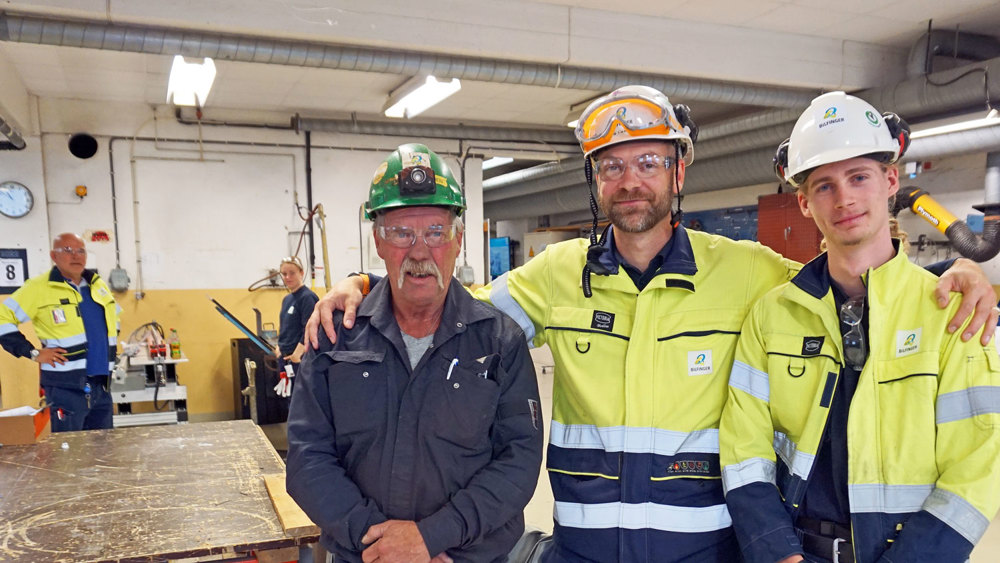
[0,419,317,562]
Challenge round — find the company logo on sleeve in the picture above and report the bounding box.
[688,350,713,376]
[896,328,921,357]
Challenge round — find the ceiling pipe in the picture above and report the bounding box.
[906,29,1000,78]
[483,159,577,191]
[293,114,575,145]
[0,12,816,108]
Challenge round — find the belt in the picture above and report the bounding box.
[796,517,854,563]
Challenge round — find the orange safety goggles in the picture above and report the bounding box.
[576,96,683,156]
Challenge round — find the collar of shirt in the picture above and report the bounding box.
[358,275,496,348]
[598,224,698,289]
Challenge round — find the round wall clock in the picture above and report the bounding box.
[0,181,34,218]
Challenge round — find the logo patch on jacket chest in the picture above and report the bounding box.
[688,350,713,376]
[801,336,825,356]
[896,328,921,357]
[591,310,615,331]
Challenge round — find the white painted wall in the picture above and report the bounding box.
[2,98,488,295]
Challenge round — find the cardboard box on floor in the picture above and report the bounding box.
[0,405,51,446]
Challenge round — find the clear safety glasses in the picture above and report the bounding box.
[594,153,674,182]
[378,224,457,248]
[840,295,867,371]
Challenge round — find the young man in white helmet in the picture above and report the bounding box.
[719,91,1000,563]
[306,87,998,562]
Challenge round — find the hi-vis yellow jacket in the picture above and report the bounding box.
[475,226,796,562]
[720,249,1000,563]
[0,267,120,390]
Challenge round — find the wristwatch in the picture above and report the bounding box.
[29,349,40,361]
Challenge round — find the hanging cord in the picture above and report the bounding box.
[582,157,615,297]
[248,204,319,291]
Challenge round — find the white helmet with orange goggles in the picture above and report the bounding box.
[575,85,696,164]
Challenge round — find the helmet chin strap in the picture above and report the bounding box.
[582,157,615,298]
[671,143,684,229]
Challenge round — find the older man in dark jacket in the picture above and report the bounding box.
[287,144,543,563]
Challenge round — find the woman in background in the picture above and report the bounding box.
[276,256,319,368]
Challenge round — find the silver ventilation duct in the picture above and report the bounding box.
[292,115,575,144]
[0,12,816,108]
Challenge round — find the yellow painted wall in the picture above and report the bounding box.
[1,286,323,418]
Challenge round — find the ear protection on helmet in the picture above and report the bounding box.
[673,104,698,148]
[773,138,791,183]
[882,112,911,161]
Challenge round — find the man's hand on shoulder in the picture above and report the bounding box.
[306,275,366,349]
[935,257,999,345]
[361,520,432,563]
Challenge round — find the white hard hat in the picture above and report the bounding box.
[575,85,697,164]
[775,91,910,187]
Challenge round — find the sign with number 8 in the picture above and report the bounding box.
[0,248,28,294]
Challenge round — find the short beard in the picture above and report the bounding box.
[397,257,444,289]
[598,189,673,233]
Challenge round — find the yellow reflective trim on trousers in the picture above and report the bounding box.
[547,468,619,480]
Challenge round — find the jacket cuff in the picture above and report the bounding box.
[416,505,465,557]
[741,525,803,563]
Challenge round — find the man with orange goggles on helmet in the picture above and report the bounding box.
[306,86,998,562]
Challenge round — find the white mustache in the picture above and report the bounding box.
[397,257,444,289]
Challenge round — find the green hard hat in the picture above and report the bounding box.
[365,143,466,220]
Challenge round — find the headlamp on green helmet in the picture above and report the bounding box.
[365,143,466,220]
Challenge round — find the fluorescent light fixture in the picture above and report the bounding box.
[166,55,217,107]
[482,157,514,170]
[910,110,1000,139]
[566,118,579,128]
[383,75,461,119]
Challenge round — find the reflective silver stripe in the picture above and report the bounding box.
[107,361,115,371]
[772,431,814,479]
[3,297,29,323]
[924,487,990,544]
[550,421,719,455]
[108,336,118,346]
[0,323,19,336]
[729,360,770,403]
[937,387,1000,424]
[40,358,87,372]
[489,273,535,343]
[554,501,732,533]
[40,333,88,348]
[848,483,933,514]
[722,457,775,493]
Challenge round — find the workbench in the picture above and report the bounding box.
[0,420,318,562]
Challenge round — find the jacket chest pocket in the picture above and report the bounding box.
[654,314,742,428]
[874,352,938,470]
[324,350,388,444]
[765,334,839,433]
[427,354,502,451]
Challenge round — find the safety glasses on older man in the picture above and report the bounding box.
[378,224,458,248]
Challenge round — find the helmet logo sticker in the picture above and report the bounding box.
[865,110,880,126]
[824,107,837,119]
[372,161,388,185]
[400,150,431,168]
